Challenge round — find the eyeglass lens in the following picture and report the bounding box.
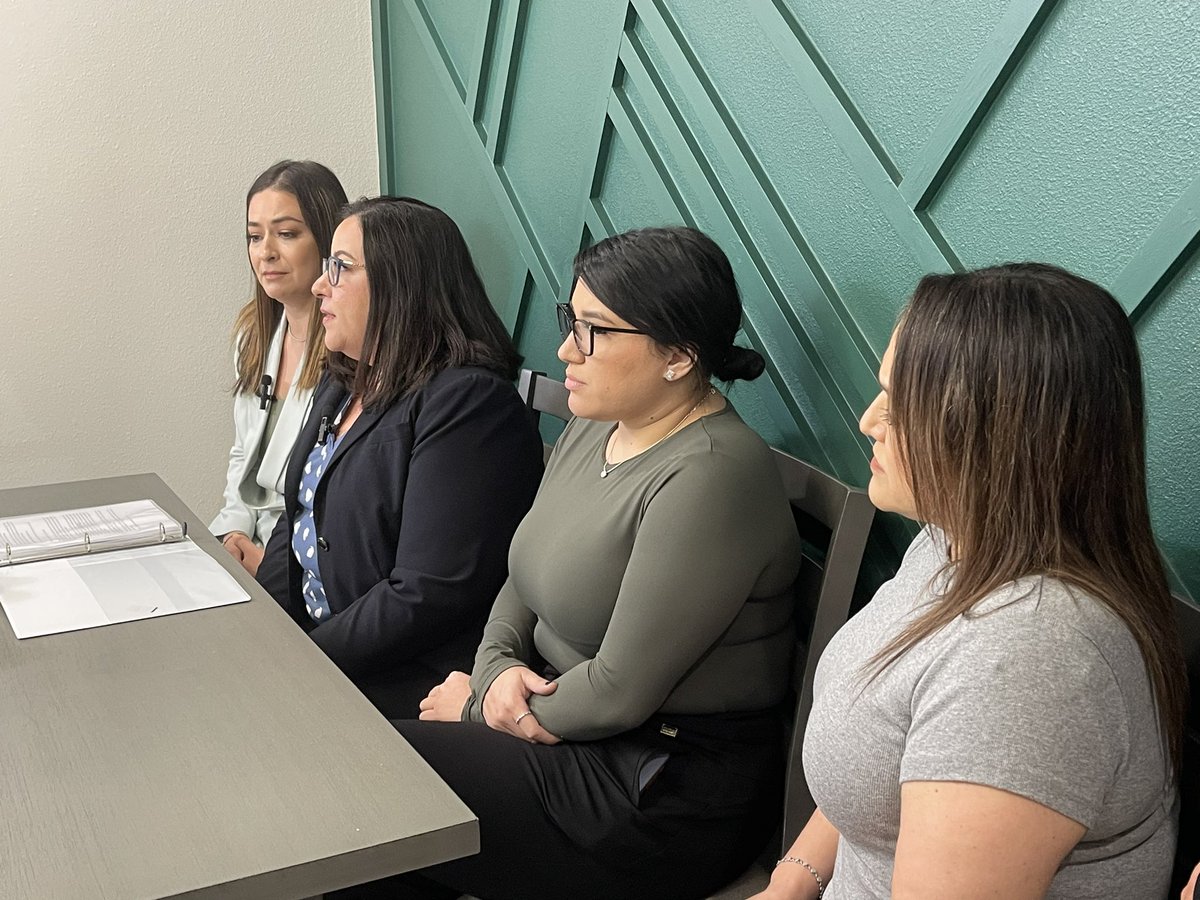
[556,305,592,356]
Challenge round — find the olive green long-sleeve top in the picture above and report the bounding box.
[463,404,802,741]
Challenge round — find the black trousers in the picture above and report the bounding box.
[332,711,783,900]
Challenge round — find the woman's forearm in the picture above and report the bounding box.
[761,809,839,899]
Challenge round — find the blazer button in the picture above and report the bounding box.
[317,537,329,551]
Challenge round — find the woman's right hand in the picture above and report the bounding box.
[221,532,260,576]
[482,665,560,744]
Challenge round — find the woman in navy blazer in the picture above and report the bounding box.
[256,197,543,718]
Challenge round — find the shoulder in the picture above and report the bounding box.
[637,407,795,536]
[960,578,1139,669]
[916,577,1142,726]
[666,406,782,493]
[409,367,537,437]
[419,366,520,404]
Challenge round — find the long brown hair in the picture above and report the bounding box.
[872,262,1187,775]
[327,197,521,410]
[232,160,348,394]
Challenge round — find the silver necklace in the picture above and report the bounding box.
[600,387,716,478]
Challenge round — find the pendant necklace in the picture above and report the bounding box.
[600,387,716,478]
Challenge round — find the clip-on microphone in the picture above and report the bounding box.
[256,374,276,411]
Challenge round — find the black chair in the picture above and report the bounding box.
[515,370,876,897]
[516,368,572,463]
[1173,593,1200,897]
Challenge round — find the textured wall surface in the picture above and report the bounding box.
[373,0,1199,599]
[0,2,378,523]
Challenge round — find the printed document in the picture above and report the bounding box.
[0,540,250,639]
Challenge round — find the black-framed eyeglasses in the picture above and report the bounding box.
[322,257,363,287]
[555,303,645,357]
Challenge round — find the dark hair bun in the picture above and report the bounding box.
[713,345,765,382]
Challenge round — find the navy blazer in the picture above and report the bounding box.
[257,366,543,714]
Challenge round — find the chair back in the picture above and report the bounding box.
[1173,593,1200,895]
[517,370,572,462]
[515,368,875,854]
[772,449,874,850]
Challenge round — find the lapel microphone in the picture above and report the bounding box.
[256,374,276,411]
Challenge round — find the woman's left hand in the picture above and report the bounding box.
[419,671,473,721]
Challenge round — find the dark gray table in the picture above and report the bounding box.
[0,474,478,899]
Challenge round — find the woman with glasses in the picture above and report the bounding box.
[753,265,1184,900]
[210,160,347,577]
[254,196,543,719]
[345,227,804,900]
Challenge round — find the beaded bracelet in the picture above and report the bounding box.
[777,856,825,897]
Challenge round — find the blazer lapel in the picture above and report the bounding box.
[324,402,388,474]
[284,378,346,514]
[260,334,316,493]
[239,319,287,470]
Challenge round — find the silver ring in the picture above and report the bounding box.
[514,711,533,726]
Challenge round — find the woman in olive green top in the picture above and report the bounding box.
[336,227,802,900]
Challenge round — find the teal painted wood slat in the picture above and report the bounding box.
[482,0,530,163]
[727,0,900,183]
[1112,174,1200,322]
[568,4,640,282]
[496,164,560,295]
[898,0,1062,211]
[582,202,613,248]
[410,0,466,100]
[617,38,869,461]
[590,107,684,230]
[371,0,398,193]
[508,270,535,337]
[744,0,961,272]
[628,1,879,400]
[609,55,864,475]
[465,0,503,143]
[593,103,829,465]
[398,0,561,301]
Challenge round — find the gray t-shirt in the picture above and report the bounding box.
[803,527,1177,899]
[464,405,801,741]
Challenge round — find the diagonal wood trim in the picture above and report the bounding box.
[899,0,1062,211]
[482,0,530,163]
[624,6,879,388]
[743,0,959,273]
[596,92,685,218]
[398,0,561,299]
[410,0,466,100]
[508,270,536,338]
[616,37,873,443]
[605,69,867,475]
[466,0,503,143]
[1112,174,1200,323]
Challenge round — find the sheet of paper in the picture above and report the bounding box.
[0,540,249,639]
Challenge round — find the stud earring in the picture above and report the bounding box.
[665,370,676,381]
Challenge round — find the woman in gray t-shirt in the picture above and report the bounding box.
[756,263,1186,900]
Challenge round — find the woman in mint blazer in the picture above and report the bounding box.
[209,160,347,575]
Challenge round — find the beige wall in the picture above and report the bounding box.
[0,2,378,523]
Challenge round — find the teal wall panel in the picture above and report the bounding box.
[1139,252,1200,595]
[410,0,486,101]
[373,0,1199,599]
[930,0,1200,286]
[788,0,1004,177]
